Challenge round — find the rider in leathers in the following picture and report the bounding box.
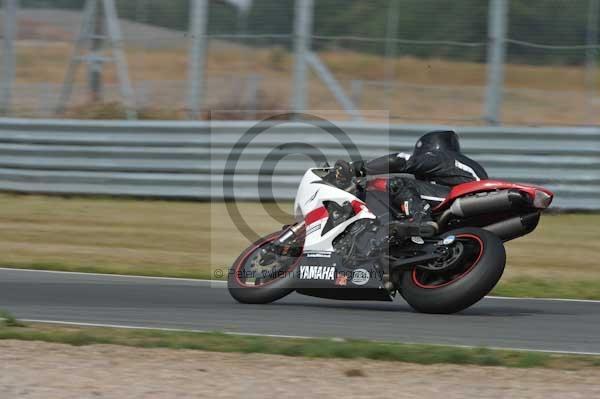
[333,130,488,236]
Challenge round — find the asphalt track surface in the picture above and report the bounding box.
[1,268,599,354]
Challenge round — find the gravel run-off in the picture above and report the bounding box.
[2,341,600,399]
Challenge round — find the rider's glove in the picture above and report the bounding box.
[351,160,367,177]
[334,160,354,188]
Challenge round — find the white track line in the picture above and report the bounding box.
[20,319,600,356]
[486,295,600,304]
[2,267,599,303]
[20,319,314,340]
[0,267,226,286]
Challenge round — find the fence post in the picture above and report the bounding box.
[187,0,208,119]
[292,0,313,114]
[484,0,508,125]
[245,74,262,118]
[55,0,96,115]
[350,80,363,108]
[89,0,104,103]
[384,0,400,112]
[102,0,137,120]
[586,0,599,124]
[1,0,18,116]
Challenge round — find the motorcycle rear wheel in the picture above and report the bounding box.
[400,227,506,314]
[228,231,302,304]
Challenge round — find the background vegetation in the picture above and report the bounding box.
[20,0,597,64]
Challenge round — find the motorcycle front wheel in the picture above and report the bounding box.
[400,227,506,314]
[228,231,302,304]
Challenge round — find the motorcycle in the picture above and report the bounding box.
[227,166,554,314]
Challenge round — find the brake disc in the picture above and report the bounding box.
[250,250,279,275]
[418,242,466,272]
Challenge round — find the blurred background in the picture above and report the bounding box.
[1,0,600,125]
[0,0,597,297]
[1,6,600,395]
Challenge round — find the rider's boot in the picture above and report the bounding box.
[388,216,438,239]
[391,195,439,238]
[411,206,439,238]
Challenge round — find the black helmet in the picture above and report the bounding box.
[414,130,461,155]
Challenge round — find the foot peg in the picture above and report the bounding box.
[419,221,439,238]
[389,221,438,239]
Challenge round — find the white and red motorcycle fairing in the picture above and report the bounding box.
[294,168,375,252]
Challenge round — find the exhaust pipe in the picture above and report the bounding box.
[450,189,530,218]
[484,212,541,242]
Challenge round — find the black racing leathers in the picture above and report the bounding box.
[357,150,488,186]
[355,150,488,223]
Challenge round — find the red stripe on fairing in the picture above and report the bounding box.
[306,201,370,225]
[305,207,328,225]
[366,178,388,192]
[351,200,367,214]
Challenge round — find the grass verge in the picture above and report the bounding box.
[0,310,26,328]
[0,315,599,370]
[493,277,600,300]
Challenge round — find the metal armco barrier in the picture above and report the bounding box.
[0,118,598,209]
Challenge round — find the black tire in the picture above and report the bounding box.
[228,231,300,304]
[400,227,506,314]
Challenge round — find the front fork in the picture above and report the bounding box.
[276,222,306,246]
[257,222,306,266]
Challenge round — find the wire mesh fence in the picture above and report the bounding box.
[1,0,599,125]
